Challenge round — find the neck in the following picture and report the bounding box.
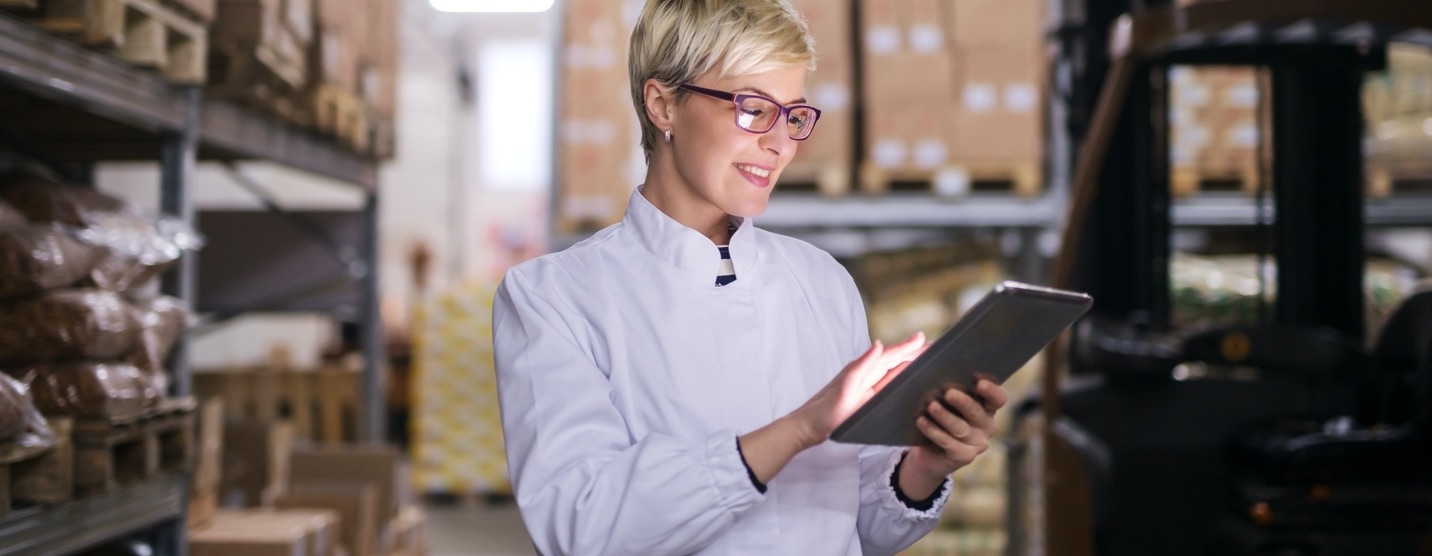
[642,154,732,245]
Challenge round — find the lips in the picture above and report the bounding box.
[734,163,774,188]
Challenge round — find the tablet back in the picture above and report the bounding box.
[831,281,1092,446]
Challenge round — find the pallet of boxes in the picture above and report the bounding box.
[0,165,200,514]
[190,427,428,556]
[0,0,215,84]
[207,0,399,158]
[859,0,1043,198]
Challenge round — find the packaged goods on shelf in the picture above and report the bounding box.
[0,220,103,301]
[0,373,53,449]
[126,295,192,385]
[0,168,203,295]
[0,289,143,364]
[7,362,159,423]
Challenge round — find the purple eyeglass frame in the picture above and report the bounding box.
[678,83,822,141]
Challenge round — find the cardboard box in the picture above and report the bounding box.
[273,483,379,556]
[213,0,285,45]
[285,0,315,44]
[189,398,225,529]
[222,420,294,507]
[951,0,1043,49]
[289,446,400,522]
[949,46,1043,162]
[194,510,339,556]
[377,505,427,556]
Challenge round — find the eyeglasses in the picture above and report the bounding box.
[678,84,822,141]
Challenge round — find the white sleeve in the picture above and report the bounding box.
[838,271,949,554]
[492,269,765,556]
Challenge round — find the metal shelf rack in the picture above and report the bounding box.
[0,10,385,554]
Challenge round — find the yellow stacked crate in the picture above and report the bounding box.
[410,283,510,496]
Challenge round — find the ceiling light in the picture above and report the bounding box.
[430,0,554,13]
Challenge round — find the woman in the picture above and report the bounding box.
[492,1,1008,554]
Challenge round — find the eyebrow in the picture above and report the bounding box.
[734,87,807,105]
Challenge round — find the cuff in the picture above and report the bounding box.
[699,431,767,513]
[875,449,950,520]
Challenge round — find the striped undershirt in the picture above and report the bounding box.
[716,222,737,287]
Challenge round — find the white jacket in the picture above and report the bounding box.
[493,188,949,555]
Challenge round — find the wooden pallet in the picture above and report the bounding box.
[207,41,308,121]
[72,397,196,497]
[860,161,1042,198]
[0,418,74,517]
[1367,167,1432,198]
[1171,166,1263,197]
[28,0,207,83]
[777,162,852,197]
[194,367,362,446]
[307,86,371,152]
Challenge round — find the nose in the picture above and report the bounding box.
[758,125,796,160]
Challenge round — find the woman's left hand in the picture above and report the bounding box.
[906,379,1009,482]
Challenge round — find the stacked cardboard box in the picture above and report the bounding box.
[948,0,1044,197]
[191,509,339,556]
[784,0,855,196]
[209,0,313,111]
[1168,66,1267,197]
[861,0,1044,197]
[556,0,643,234]
[1365,43,1432,197]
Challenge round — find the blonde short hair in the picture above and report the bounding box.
[628,0,817,161]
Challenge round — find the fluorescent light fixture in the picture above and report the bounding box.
[430,0,554,12]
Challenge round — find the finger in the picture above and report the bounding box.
[842,341,884,387]
[974,380,1009,413]
[943,388,994,430]
[869,360,912,394]
[917,416,979,460]
[927,400,973,440]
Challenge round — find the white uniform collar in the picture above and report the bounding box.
[624,186,758,287]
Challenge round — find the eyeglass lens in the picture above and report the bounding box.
[735,96,818,139]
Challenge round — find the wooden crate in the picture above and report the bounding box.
[29,0,208,83]
[72,397,196,497]
[0,418,74,517]
[194,367,362,446]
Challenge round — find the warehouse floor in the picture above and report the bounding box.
[426,501,535,556]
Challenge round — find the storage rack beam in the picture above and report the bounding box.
[759,194,1062,229]
[0,475,186,556]
[0,11,379,189]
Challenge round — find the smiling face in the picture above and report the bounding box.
[643,63,808,235]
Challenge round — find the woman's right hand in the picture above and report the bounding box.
[787,332,930,449]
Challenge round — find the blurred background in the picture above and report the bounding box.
[0,0,1430,555]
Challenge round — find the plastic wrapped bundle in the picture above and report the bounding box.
[126,295,190,392]
[0,224,103,300]
[0,373,55,449]
[0,289,142,364]
[0,168,203,294]
[9,362,156,422]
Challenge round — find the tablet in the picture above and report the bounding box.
[830,281,1093,446]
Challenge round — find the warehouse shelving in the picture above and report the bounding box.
[0,9,385,554]
[1170,194,1432,227]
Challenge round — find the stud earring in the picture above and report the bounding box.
[664,129,672,143]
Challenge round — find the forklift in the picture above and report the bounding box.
[1009,1,1432,554]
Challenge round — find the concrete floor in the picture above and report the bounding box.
[424,501,536,556]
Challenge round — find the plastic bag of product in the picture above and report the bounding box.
[0,289,142,365]
[125,295,190,392]
[0,372,55,449]
[0,224,104,300]
[8,362,154,422]
[0,199,24,228]
[0,168,204,294]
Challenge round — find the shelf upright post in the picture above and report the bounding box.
[361,189,388,443]
[158,84,199,556]
[160,85,201,398]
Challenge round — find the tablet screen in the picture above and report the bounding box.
[830,281,1092,446]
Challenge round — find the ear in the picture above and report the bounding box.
[642,78,676,133]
